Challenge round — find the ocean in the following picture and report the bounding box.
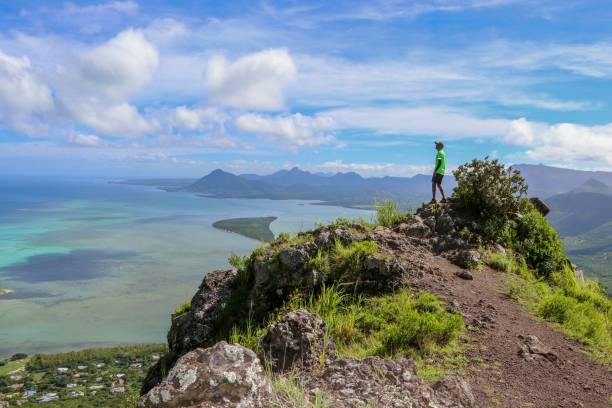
[0,177,372,357]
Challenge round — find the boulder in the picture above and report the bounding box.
[167,269,238,358]
[138,342,272,408]
[518,335,558,362]
[432,376,476,408]
[529,197,550,216]
[436,213,455,234]
[259,309,335,372]
[454,250,481,268]
[455,270,474,280]
[252,243,319,299]
[395,220,432,239]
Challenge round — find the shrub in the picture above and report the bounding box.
[513,208,566,278]
[452,158,527,240]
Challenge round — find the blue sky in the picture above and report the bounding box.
[1,0,612,177]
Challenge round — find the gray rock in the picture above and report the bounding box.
[432,376,476,408]
[167,269,238,357]
[396,221,432,239]
[259,309,335,372]
[518,335,559,362]
[455,250,481,268]
[138,342,272,408]
[455,270,474,280]
[436,213,455,234]
[306,356,475,408]
[423,216,437,231]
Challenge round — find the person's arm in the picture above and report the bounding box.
[434,155,442,173]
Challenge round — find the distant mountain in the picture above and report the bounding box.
[546,191,612,236]
[514,164,612,198]
[544,180,612,293]
[180,168,452,207]
[569,178,612,196]
[184,169,279,198]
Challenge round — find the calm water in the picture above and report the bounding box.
[0,177,372,357]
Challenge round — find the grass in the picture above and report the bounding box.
[487,251,612,364]
[174,301,191,316]
[269,370,332,408]
[374,200,411,228]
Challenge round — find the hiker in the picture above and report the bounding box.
[431,141,446,204]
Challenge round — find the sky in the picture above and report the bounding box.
[1,0,612,178]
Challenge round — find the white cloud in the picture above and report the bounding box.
[67,133,105,147]
[171,106,223,131]
[313,160,432,176]
[76,29,159,101]
[235,113,335,149]
[64,1,138,15]
[206,48,297,110]
[58,29,159,136]
[327,106,510,138]
[0,49,54,134]
[326,106,612,165]
[509,119,612,164]
[71,103,156,137]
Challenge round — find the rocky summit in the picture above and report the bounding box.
[139,199,611,407]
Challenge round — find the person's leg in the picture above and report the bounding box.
[432,181,436,201]
[438,182,446,201]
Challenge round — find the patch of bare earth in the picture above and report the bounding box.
[410,250,610,407]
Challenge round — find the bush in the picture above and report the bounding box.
[453,158,527,239]
[513,208,566,278]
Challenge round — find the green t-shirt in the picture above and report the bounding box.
[435,150,446,175]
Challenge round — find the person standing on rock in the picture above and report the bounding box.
[431,141,447,204]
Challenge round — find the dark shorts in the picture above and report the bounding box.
[432,173,444,184]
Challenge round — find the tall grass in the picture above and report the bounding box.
[300,287,463,359]
[375,200,410,227]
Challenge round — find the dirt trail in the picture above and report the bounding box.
[410,252,611,407]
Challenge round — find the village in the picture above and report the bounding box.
[0,344,165,407]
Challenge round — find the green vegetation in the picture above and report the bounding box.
[0,344,166,407]
[374,200,411,228]
[229,284,465,382]
[174,301,191,315]
[456,158,611,363]
[453,158,528,222]
[213,216,278,242]
[300,287,463,359]
[270,371,331,408]
[486,251,611,363]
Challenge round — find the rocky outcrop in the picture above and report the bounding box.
[142,269,238,395]
[138,342,271,408]
[168,269,238,357]
[304,356,475,408]
[259,309,336,372]
[143,311,476,408]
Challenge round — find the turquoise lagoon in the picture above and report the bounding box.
[0,177,372,357]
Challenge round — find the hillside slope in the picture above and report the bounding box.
[139,201,611,408]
